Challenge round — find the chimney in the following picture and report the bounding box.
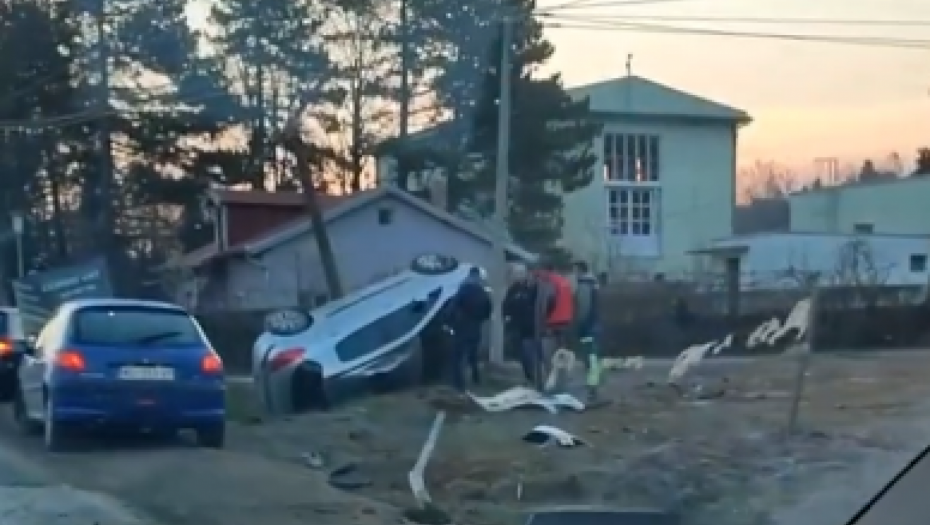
[427,175,448,211]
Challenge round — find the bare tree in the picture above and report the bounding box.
[739,160,800,201]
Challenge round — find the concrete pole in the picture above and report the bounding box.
[489,18,513,364]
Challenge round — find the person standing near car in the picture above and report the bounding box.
[450,266,493,391]
[504,263,554,389]
[538,263,574,350]
[573,260,602,402]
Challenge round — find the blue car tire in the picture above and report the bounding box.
[12,385,39,435]
[195,424,225,448]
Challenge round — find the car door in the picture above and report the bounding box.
[19,312,63,413]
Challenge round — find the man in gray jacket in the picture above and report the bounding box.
[573,260,602,402]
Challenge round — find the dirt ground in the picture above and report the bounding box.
[3,351,930,525]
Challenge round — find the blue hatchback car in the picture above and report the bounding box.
[12,298,226,451]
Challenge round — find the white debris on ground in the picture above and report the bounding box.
[0,486,152,525]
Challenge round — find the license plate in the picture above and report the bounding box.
[118,366,175,381]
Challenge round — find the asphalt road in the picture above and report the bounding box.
[0,426,156,525]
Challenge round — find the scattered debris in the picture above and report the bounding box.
[468,387,585,414]
[328,463,372,490]
[301,451,325,469]
[523,426,587,448]
[409,411,446,507]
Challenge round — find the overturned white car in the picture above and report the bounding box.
[252,254,481,414]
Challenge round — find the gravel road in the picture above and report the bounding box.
[0,435,153,525]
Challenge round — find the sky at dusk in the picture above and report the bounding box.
[186,0,929,173]
[537,0,930,172]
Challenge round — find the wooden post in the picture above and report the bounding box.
[282,119,345,300]
[787,272,819,436]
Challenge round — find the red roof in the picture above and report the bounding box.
[209,188,353,210]
[173,189,374,269]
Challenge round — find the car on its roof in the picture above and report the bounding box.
[252,254,483,414]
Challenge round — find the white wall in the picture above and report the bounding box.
[789,177,930,235]
[561,119,736,277]
[707,233,930,289]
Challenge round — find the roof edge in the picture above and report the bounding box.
[243,186,537,262]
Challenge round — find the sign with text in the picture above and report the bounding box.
[12,257,113,336]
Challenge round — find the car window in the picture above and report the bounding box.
[0,311,8,336]
[334,288,442,362]
[72,305,204,347]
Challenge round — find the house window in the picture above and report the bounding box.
[603,133,660,182]
[607,188,660,236]
[853,223,874,234]
[910,254,927,273]
[377,207,393,225]
[603,132,662,257]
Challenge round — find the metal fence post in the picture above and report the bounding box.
[787,272,819,436]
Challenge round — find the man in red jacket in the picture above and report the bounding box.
[538,263,574,350]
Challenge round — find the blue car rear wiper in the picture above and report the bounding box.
[132,331,182,345]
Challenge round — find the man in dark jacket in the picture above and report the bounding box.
[573,260,602,401]
[504,263,554,389]
[450,266,492,390]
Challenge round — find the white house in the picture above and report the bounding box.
[561,75,750,278]
[375,75,750,277]
[789,176,930,235]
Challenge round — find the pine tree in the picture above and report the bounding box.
[467,3,601,257]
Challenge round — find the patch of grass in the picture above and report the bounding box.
[226,380,264,424]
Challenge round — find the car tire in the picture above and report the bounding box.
[195,424,225,449]
[43,395,68,452]
[0,381,14,403]
[12,385,40,435]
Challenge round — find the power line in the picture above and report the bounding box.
[0,88,231,132]
[541,13,930,27]
[538,0,688,14]
[540,19,930,49]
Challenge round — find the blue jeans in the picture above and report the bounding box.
[452,330,481,390]
[519,338,544,389]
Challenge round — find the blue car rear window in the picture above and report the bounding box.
[72,306,203,347]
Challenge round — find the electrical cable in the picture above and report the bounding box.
[541,12,930,27]
[540,18,930,50]
[537,0,689,14]
[0,87,232,132]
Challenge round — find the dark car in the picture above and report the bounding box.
[0,307,26,403]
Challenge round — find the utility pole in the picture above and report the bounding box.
[787,273,819,437]
[94,0,115,256]
[489,18,513,365]
[396,0,411,190]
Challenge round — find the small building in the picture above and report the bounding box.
[789,176,930,235]
[693,232,930,291]
[164,187,534,312]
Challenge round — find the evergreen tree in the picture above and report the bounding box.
[468,4,600,256]
[0,0,86,273]
[207,0,334,190]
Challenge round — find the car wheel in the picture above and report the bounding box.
[43,396,68,452]
[195,424,225,449]
[291,362,326,412]
[0,380,14,403]
[12,385,40,435]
